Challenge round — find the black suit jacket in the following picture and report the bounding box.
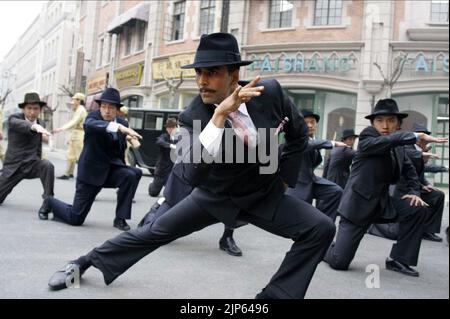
[176,79,308,226]
[154,132,177,178]
[393,144,429,197]
[322,146,356,189]
[338,126,420,226]
[77,110,128,186]
[2,113,43,178]
[293,138,336,200]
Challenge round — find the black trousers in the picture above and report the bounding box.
[324,196,428,269]
[0,160,54,204]
[421,189,445,234]
[49,166,142,226]
[287,181,343,221]
[87,194,336,299]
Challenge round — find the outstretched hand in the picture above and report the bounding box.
[119,125,143,140]
[32,124,52,137]
[216,76,265,116]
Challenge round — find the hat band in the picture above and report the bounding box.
[194,50,242,64]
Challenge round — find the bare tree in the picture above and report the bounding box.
[162,72,183,108]
[59,85,74,98]
[374,52,408,98]
[0,89,12,108]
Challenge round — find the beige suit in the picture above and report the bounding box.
[60,105,87,176]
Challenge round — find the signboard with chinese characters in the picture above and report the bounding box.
[114,63,144,90]
[87,75,107,94]
[152,54,196,80]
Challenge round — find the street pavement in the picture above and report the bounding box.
[0,151,448,299]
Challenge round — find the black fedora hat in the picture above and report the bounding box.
[301,109,320,123]
[365,98,408,120]
[181,33,253,69]
[95,88,123,108]
[411,122,431,135]
[341,129,359,140]
[18,92,47,108]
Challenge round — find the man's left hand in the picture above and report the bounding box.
[402,194,429,207]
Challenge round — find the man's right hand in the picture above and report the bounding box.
[118,124,143,140]
[417,133,448,144]
[32,124,52,137]
[212,76,264,128]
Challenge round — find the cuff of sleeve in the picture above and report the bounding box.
[106,122,120,133]
[413,132,420,141]
[199,120,225,157]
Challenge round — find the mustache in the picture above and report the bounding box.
[199,88,216,93]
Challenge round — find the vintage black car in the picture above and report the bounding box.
[127,108,181,174]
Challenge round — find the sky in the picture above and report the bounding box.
[0,1,47,62]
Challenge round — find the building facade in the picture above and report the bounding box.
[1,0,448,185]
[0,1,77,149]
[145,0,448,186]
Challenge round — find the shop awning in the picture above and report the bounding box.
[107,2,150,34]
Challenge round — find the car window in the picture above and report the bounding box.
[145,113,164,130]
[129,112,143,129]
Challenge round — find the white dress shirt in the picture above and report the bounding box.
[199,103,257,157]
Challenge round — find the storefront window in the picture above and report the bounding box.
[393,93,449,186]
[285,89,356,140]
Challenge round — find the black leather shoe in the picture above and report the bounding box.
[69,174,74,178]
[114,218,130,231]
[422,232,443,242]
[219,236,243,257]
[385,258,419,277]
[57,175,70,180]
[48,263,82,291]
[255,289,273,299]
[38,198,52,220]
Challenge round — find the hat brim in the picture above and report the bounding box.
[341,134,359,140]
[95,99,123,108]
[18,101,47,108]
[181,60,253,69]
[365,112,409,120]
[303,114,321,123]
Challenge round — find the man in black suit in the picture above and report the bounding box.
[0,92,54,216]
[44,88,143,231]
[286,110,346,222]
[369,123,446,243]
[324,99,448,277]
[148,118,178,197]
[322,129,358,189]
[140,162,245,256]
[48,33,335,299]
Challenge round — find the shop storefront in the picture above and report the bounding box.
[151,53,196,110]
[114,62,146,108]
[243,44,362,140]
[391,47,449,186]
[85,74,107,112]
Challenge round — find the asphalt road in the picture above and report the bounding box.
[0,154,448,299]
